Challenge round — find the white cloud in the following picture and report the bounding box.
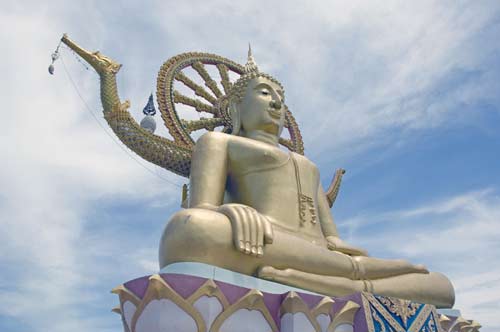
[0,4,181,331]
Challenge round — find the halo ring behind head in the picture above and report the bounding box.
[156,51,304,154]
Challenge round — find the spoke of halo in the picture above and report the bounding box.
[192,62,223,98]
[175,71,217,105]
[173,91,216,114]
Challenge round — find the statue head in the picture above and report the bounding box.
[228,46,286,141]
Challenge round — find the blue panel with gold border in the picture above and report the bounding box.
[362,293,441,332]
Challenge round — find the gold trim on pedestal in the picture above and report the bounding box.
[328,301,361,332]
[130,274,206,332]
[312,296,335,318]
[210,289,279,332]
[187,278,230,310]
[112,284,141,307]
[439,314,453,332]
[280,291,322,332]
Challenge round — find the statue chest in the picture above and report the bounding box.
[227,141,320,232]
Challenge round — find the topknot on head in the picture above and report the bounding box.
[228,45,284,104]
[244,44,259,75]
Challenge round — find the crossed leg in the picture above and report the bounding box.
[160,208,427,279]
[257,266,454,308]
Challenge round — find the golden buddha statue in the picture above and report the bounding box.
[159,49,454,308]
[60,35,455,308]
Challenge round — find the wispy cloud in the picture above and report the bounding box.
[0,4,181,331]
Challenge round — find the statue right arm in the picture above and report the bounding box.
[188,132,229,209]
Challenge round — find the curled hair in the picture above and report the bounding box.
[228,72,285,104]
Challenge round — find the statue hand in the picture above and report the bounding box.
[326,236,368,256]
[217,204,274,257]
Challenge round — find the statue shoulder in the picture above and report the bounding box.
[195,131,231,148]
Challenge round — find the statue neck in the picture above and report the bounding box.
[241,130,279,147]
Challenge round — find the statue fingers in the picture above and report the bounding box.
[241,208,252,254]
[262,215,274,244]
[249,215,258,256]
[226,207,245,252]
[326,236,337,251]
[234,218,245,252]
[256,216,264,257]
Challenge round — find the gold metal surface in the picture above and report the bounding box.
[439,315,453,332]
[326,169,346,208]
[312,297,335,318]
[209,289,279,332]
[448,316,469,332]
[112,284,141,310]
[280,291,322,332]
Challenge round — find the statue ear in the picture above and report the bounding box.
[229,100,241,135]
[277,106,287,137]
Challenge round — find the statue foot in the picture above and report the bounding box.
[258,265,455,308]
[352,256,429,280]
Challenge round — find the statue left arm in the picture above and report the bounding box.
[318,183,368,256]
[318,184,339,238]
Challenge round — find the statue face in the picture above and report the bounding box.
[237,76,285,136]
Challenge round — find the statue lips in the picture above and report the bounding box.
[267,108,282,119]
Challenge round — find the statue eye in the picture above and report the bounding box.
[260,89,270,96]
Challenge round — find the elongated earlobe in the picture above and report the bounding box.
[230,101,241,135]
[277,106,287,137]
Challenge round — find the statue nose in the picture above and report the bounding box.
[269,100,282,109]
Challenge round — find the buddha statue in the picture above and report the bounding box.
[158,49,455,308]
[59,35,455,309]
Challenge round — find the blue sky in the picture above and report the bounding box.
[1,1,500,331]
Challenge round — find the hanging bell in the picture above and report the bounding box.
[48,43,60,76]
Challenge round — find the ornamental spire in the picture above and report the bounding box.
[142,93,157,116]
[244,43,259,74]
[140,93,157,133]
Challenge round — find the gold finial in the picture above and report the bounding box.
[244,43,259,74]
